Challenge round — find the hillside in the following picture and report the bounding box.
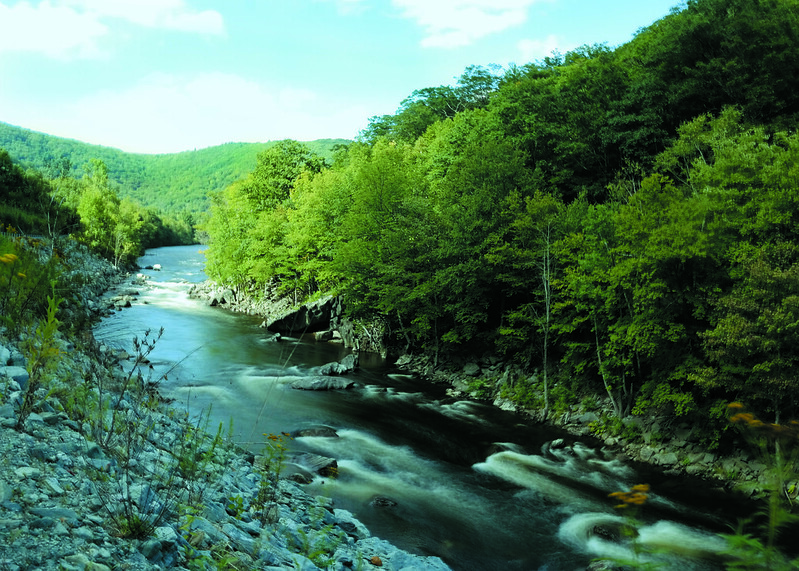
[0,122,349,213]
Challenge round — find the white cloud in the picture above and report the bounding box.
[392,0,541,48]
[0,0,224,59]
[0,1,108,58]
[61,0,225,35]
[517,34,562,63]
[17,72,364,153]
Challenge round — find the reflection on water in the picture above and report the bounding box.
[94,246,729,571]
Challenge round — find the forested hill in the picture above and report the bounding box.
[201,0,799,442]
[0,122,348,213]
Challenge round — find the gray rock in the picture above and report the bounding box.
[318,361,350,376]
[462,363,481,377]
[140,538,162,559]
[267,296,336,334]
[313,330,334,341]
[289,453,338,477]
[0,480,12,503]
[155,525,178,546]
[334,509,370,540]
[0,366,29,390]
[0,404,14,420]
[290,377,355,390]
[222,522,256,553]
[656,452,679,466]
[370,496,398,508]
[188,516,226,545]
[29,507,79,523]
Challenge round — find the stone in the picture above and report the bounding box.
[266,296,336,334]
[369,496,398,508]
[14,466,41,479]
[140,538,162,559]
[314,330,334,342]
[289,453,338,477]
[0,404,14,420]
[0,366,29,390]
[188,516,226,545]
[222,522,256,553]
[334,509,370,540]
[0,480,12,503]
[462,363,480,377]
[29,507,79,523]
[43,477,64,495]
[292,426,339,438]
[290,377,355,390]
[656,452,679,466]
[155,525,178,546]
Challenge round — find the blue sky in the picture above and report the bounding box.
[0,0,682,154]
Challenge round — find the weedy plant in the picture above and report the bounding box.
[291,498,344,569]
[87,328,228,539]
[603,483,662,570]
[15,284,62,430]
[720,403,799,570]
[253,432,292,526]
[0,235,61,332]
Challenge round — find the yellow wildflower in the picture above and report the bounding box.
[608,484,650,509]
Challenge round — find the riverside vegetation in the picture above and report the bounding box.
[4,0,799,567]
[0,233,451,569]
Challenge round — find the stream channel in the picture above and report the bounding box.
[93,245,737,571]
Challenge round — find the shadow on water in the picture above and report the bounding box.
[93,246,740,571]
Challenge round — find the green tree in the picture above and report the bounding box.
[702,245,799,422]
[488,191,565,417]
[242,140,326,211]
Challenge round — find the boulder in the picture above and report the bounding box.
[462,363,481,377]
[369,496,398,509]
[313,330,334,342]
[318,353,358,376]
[290,377,356,391]
[1,366,29,391]
[292,426,339,438]
[289,453,338,477]
[318,362,350,376]
[267,296,337,334]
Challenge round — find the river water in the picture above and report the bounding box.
[94,245,733,571]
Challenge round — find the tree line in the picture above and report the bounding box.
[202,0,799,443]
[0,121,349,214]
[0,150,194,265]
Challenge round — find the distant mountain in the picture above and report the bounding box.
[0,122,350,213]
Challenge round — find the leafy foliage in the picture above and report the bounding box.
[0,121,348,214]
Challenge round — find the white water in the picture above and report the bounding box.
[94,246,731,571]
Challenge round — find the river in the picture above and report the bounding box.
[93,245,733,571]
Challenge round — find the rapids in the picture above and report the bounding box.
[94,246,732,571]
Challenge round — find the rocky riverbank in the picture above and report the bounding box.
[0,242,451,571]
[188,283,774,498]
[393,353,777,497]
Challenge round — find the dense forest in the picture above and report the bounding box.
[202,0,799,445]
[0,123,347,213]
[0,122,347,266]
[0,148,197,264]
